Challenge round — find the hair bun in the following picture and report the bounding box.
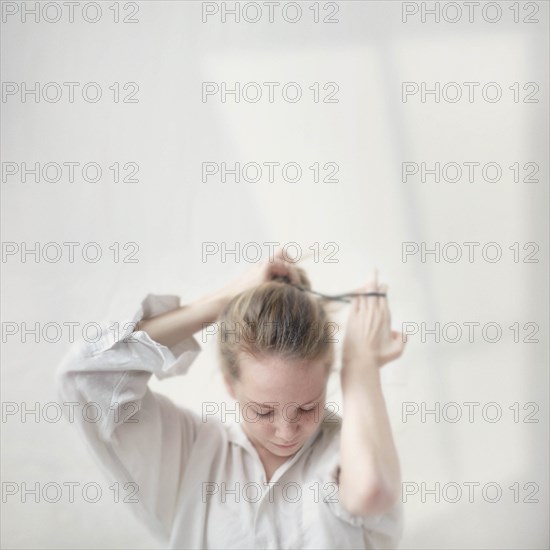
[271,266,312,291]
[271,274,292,284]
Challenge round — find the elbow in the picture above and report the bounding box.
[341,481,400,517]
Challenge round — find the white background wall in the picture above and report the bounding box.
[1,1,548,548]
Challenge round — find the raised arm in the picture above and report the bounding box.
[338,269,407,517]
[137,247,304,348]
[136,290,229,346]
[54,290,230,544]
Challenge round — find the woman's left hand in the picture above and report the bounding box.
[342,268,406,369]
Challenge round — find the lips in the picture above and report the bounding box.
[273,441,298,448]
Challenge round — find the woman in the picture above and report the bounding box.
[55,248,406,549]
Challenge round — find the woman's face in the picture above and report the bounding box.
[224,353,330,460]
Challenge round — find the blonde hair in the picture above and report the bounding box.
[217,268,336,382]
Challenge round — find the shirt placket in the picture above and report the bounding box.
[249,436,321,549]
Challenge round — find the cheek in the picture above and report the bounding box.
[247,418,274,437]
[302,412,321,431]
[291,410,322,434]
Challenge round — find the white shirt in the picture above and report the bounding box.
[55,293,404,549]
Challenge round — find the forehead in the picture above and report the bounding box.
[237,353,328,404]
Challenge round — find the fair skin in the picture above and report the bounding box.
[136,248,406,517]
[222,354,331,482]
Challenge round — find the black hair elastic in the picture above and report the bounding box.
[288,284,386,303]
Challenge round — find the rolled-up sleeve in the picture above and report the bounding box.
[315,421,405,549]
[55,294,203,545]
[321,460,404,544]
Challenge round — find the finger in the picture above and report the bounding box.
[273,246,285,261]
[270,258,300,284]
[394,331,407,357]
[358,283,367,315]
[380,284,390,326]
[373,267,380,309]
[359,274,371,314]
[392,330,407,348]
[273,246,299,265]
[363,267,378,314]
[372,268,383,312]
[363,268,378,297]
[282,247,301,264]
[382,331,405,363]
[377,282,387,330]
[362,270,378,327]
[346,294,359,322]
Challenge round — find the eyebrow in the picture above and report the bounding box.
[246,392,325,409]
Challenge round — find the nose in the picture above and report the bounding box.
[274,413,300,443]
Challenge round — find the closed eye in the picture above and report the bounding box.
[256,407,315,417]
